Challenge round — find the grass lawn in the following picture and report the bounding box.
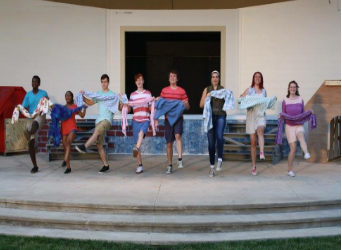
[0,234,340,250]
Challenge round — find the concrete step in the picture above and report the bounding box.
[0,225,339,245]
[0,198,339,215]
[0,207,339,233]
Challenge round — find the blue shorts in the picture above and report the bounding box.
[132,120,150,144]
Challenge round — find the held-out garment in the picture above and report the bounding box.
[75,90,119,114]
[238,96,276,117]
[203,89,235,133]
[276,111,317,145]
[12,97,53,124]
[154,98,185,126]
[121,94,156,136]
[48,104,86,148]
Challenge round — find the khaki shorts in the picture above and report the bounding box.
[246,108,266,134]
[285,124,305,144]
[26,115,46,140]
[95,119,111,144]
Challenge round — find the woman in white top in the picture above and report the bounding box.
[240,72,273,176]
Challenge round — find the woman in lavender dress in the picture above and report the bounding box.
[282,81,311,177]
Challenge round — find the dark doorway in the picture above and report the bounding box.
[125,32,221,114]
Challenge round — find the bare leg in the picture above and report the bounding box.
[167,142,173,165]
[136,131,144,149]
[297,132,308,154]
[62,136,67,161]
[85,131,100,148]
[136,144,142,165]
[97,144,108,166]
[257,126,265,154]
[28,139,37,167]
[65,132,76,169]
[27,121,39,135]
[288,142,296,172]
[250,133,257,169]
[175,134,183,159]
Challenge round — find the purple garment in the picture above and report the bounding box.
[276,111,317,145]
[282,99,304,126]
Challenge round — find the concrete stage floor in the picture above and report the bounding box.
[0,154,340,207]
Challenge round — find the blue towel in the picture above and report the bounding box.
[48,104,86,148]
[154,98,185,126]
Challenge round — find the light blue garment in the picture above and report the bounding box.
[248,87,267,97]
[203,89,234,133]
[154,98,185,126]
[75,90,119,125]
[203,97,213,133]
[211,89,235,110]
[22,89,49,114]
[121,94,129,104]
[238,96,276,117]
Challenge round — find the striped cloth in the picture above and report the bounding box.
[203,89,235,133]
[238,96,276,117]
[75,90,119,114]
[121,94,156,136]
[11,97,53,124]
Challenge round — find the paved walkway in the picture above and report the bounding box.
[0,154,340,206]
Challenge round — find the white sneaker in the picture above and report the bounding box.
[287,171,295,177]
[209,168,215,177]
[166,166,172,174]
[216,161,222,171]
[260,152,265,160]
[304,153,311,160]
[136,166,143,174]
[177,160,184,168]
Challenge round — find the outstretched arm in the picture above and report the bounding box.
[77,107,87,118]
[80,90,95,106]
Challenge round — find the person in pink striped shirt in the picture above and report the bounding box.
[120,73,153,174]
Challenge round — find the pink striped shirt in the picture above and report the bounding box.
[129,90,152,122]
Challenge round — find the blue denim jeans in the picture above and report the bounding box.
[207,115,226,165]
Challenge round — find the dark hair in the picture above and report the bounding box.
[169,70,179,80]
[101,74,110,82]
[32,75,41,84]
[134,73,144,82]
[286,80,300,98]
[251,72,264,89]
[65,91,74,104]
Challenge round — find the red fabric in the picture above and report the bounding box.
[61,104,78,135]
